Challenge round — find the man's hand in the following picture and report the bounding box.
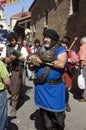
[30,55,43,64]
[27,57,41,67]
[5,57,12,63]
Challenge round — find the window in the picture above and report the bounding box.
[69,0,73,15]
[44,10,48,27]
[72,0,79,13]
[33,22,36,37]
[69,0,79,16]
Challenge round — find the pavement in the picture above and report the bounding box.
[7,77,86,130]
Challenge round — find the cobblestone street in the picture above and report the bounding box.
[7,78,86,130]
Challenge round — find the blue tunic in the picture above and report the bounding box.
[34,46,67,112]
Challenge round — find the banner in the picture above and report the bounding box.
[13,0,17,3]
[0,0,20,6]
[0,0,7,5]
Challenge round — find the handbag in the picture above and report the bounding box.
[77,74,85,89]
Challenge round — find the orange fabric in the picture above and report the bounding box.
[68,49,79,69]
[62,73,72,88]
[62,49,78,88]
[24,46,32,55]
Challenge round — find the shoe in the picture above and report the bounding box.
[66,104,71,112]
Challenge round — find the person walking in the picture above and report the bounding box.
[1,32,28,116]
[29,39,41,80]
[61,36,79,112]
[31,39,41,53]
[22,39,32,55]
[28,29,68,130]
[0,60,11,130]
[78,37,86,102]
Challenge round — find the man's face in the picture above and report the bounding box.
[43,37,51,48]
[11,38,17,47]
[61,42,68,49]
[23,40,28,46]
[17,39,22,45]
[35,43,40,48]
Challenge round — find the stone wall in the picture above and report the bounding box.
[30,0,86,52]
[30,0,70,44]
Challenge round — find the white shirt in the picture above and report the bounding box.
[0,43,5,57]
[30,46,39,53]
[21,46,28,57]
[1,44,28,58]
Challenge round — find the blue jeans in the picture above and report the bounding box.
[0,91,7,130]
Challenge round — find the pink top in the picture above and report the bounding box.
[78,44,86,65]
[68,49,79,69]
[68,50,79,63]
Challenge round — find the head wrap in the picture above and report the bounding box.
[43,29,59,41]
[7,32,18,42]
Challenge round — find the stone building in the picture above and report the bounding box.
[29,0,86,52]
[0,5,8,29]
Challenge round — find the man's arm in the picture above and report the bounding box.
[3,77,11,94]
[0,60,11,94]
[3,77,11,86]
[28,51,67,68]
[53,52,67,68]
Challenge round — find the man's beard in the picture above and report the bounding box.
[44,43,50,49]
[44,40,58,50]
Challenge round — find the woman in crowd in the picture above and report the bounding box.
[61,36,79,111]
[77,37,86,102]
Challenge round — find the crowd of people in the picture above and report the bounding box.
[0,29,86,130]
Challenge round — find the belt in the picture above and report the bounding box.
[0,89,5,93]
[45,77,63,85]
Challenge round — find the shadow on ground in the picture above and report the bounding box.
[8,85,33,110]
[7,116,18,130]
[30,109,44,130]
[17,85,33,110]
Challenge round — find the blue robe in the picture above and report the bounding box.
[34,46,67,112]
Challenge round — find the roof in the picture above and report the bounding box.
[13,11,31,29]
[11,11,31,19]
[14,15,31,29]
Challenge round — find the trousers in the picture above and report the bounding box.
[40,108,65,130]
[0,91,7,130]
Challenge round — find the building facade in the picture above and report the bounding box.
[29,0,71,43]
[29,0,86,51]
[0,5,8,29]
[11,11,31,39]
